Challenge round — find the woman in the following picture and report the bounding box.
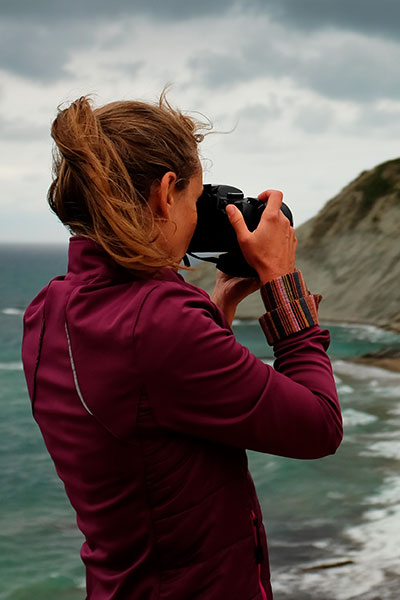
[22,94,342,600]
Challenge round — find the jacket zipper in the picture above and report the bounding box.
[250,510,268,600]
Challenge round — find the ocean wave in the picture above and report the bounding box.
[342,408,378,427]
[366,475,400,505]
[361,441,400,460]
[332,359,400,381]
[273,474,400,599]
[274,505,399,599]
[337,383,354,394]
[325,322,400,344]
[0,362,23,371]
[1,307,24,316]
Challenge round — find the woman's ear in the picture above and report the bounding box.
[148,172,177,218]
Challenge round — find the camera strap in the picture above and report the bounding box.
[183,252,219,267]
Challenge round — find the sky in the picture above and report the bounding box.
[1,0,400,243]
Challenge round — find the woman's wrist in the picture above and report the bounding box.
[259,270,322,344]
[211,293,237,327]
[257,269,288,285]
[211,271,260,327]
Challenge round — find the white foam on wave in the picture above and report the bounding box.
[1,307,24,316]
[0,362,23,371]
[343,476,400,586]
[342,408,378,427]
[337,383,354,394]
[326,322,400,344]
[333,359,400,382]
[232,318,259,326]
[272,547,383,600]
[361,440,400,460]
[273,472,400,600]
[278,480,400,599]
[367,475,400,505]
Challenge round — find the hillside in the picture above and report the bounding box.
[186,158,400,331]
[295,158,400,331]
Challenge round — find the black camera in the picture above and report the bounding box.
[186,184,293,277]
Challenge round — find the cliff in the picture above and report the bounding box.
[186,158,400,331]
[295,158,400,332]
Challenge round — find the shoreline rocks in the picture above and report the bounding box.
[353,348,400,373]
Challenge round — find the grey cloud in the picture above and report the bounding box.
[0,0,235,22]
[0,0,236,82]
[265,0,400,42]
[292,35,400,103]
[0,14,145,83]
[2,0,400,94]
[293,104,335,134]
[113,60,145,78]
[0,116,48,141]
[301,48,400,103]
[293,101,400,139]
[0,18,95,81]
[236,103,281,123]
[188,36,285,90]
[1,0,400,40]
[189,54,251,89]
[349,105,400,139]
[189,33,400,104]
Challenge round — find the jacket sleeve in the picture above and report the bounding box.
[134,275,342,459]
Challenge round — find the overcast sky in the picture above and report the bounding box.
[1,0,400,243]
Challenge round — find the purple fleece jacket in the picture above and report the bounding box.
[22,237,342,600]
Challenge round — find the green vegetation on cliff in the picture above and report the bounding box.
[296,158,400,331]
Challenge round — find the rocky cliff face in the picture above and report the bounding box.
[186,158,400,331]
[295,158,400,331]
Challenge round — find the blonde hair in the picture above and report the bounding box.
[48,93,209,276]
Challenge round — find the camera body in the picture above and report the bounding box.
[187,184,293,277]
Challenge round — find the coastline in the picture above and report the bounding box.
[353,356,400,373]
[353,350,400,373]
[318,316,400,335]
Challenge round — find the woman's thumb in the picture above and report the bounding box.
[226,204,248,241]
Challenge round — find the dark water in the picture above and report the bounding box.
[1,243,400,600]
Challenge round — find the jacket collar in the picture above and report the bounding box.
[66,236,182,284]
[67,237,126,283]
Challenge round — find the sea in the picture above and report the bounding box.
[1,243,400,600]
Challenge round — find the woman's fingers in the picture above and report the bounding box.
[225,188,297,283]
[257,189,283,217]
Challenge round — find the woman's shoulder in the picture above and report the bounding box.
[150,269,211,301]
[133,269,228,338]
[136,269,215,319]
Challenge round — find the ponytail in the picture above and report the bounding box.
[48,94,208,276]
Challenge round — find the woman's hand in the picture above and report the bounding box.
[211,271,260,327]
[226,189,297,284]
